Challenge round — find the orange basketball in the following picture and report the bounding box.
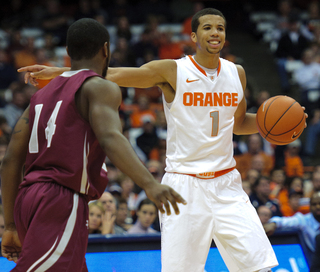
[256,95,305,145]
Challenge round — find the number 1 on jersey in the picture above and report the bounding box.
[210,111,219,136]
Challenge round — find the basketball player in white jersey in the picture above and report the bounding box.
[19,8,279,272]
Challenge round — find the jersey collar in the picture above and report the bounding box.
[188,55,221,77]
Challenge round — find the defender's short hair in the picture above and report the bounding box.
[67,18,110,61]
[191,8,226,33]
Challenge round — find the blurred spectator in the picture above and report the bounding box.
[130,95,157,128]
[275,12,310,93]
[281,189,308,216]
[284,139,304,177]
[264,191,320,253]
[257,205,273,225]
[0,49,18,91]
[250,176,283,217]
[292,48,320,116]
[2,87,27,129]
[98,192,121,235]
[99,191,116,212]
[136,116,159,159]
[269,168,286,200]
[41,0,70,46]
[115,197,133,232]
[116,16,132,42]
[88,201,105,234]
[127,198,159,234]
[119,175,136,206]
[234,134,274,179]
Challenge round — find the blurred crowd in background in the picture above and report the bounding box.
[0,0,320,263]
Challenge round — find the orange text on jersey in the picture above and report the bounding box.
[183,92,238,107]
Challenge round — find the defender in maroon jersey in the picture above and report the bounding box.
[1,18,186,272]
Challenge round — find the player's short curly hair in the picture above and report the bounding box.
[191,8,226,33]
[67,18,110,61]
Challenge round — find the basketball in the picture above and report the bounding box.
[256,95,305,145]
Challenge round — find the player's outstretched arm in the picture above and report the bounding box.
[79,77,186,215]
[107,59,176,89]
[17,65,71,86]
[0,108,30,262]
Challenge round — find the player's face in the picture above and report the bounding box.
[116,203,128,223]
[192,14,226,55]
[137,204,157,229]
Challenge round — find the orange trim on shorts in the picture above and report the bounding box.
[171,167,235,179]
[188,55,221,77]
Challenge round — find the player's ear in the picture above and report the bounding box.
[191,32,197,43]
[103,42,108,58]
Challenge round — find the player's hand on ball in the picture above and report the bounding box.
[145,183,187,215]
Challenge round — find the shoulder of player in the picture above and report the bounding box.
[143,59,177,76]
[83,76,119,92]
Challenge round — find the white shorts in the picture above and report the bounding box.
[160,170,278,272]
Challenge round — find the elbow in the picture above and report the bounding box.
[99,131,124,152]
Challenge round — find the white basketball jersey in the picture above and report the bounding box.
[164,55,243,174]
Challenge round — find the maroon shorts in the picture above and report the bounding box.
[12,182,89,272]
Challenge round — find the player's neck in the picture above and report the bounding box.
[71,60,102,76]
[193,52,219,69]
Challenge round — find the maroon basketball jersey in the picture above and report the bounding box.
[22,69,108,201]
